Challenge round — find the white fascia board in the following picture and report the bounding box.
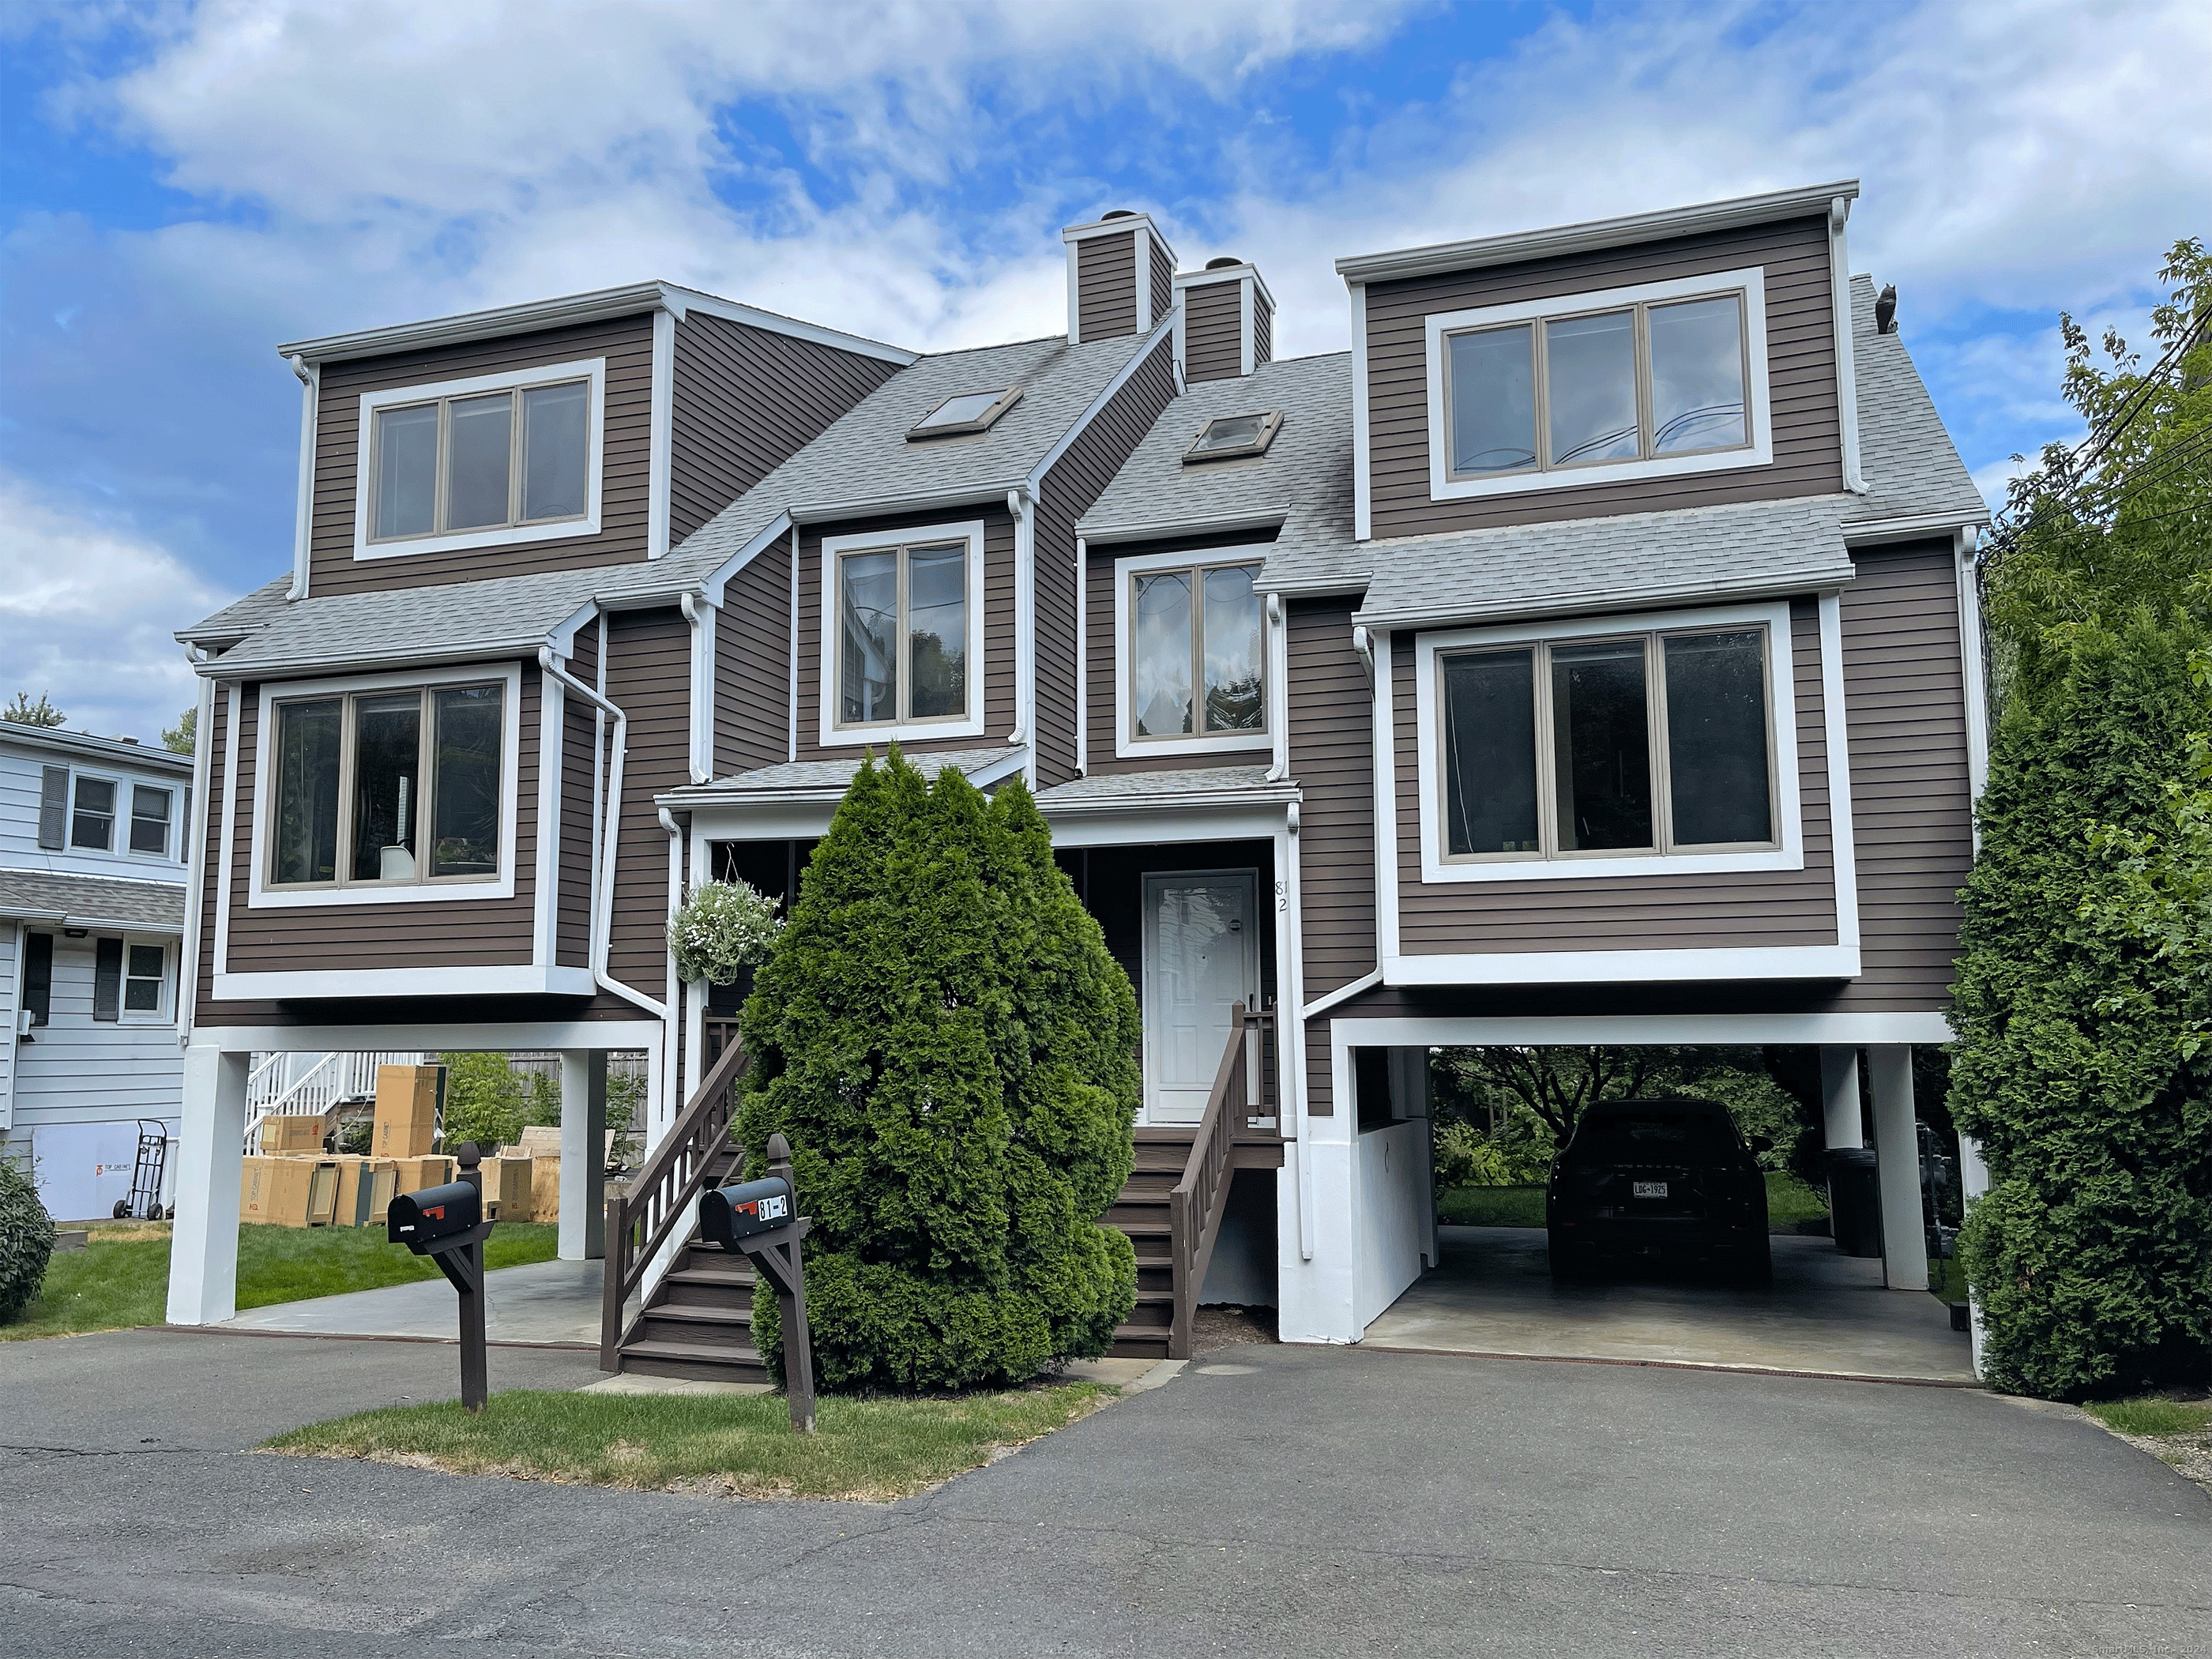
[212,964,594,1000]
[1828,196,1867,495]
[1841,510,1990,545]
[1349,281,1371,541]
[0,724,195,775]
[1042,799,1297,848]
[1134,228,1153,331]
[198,641,559,683]
[280,280,913,368]
[1029,314,1178,492]
[793,485,1014,526]
[1063,213,1168,246]
[191,1017,664,1053]
[1954,529,1992,811]
[698,514,794,608]
[532,672,562,972]
[1352,570,1852,633]
[1078,506,1291,544]
[1333,180,1861,284]
[1326,1009,1953,1048]
[1382,943,1860,987]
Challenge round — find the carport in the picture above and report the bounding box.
[1322,1015,1984,1385]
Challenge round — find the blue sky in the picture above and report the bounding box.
[2,0,2206,741]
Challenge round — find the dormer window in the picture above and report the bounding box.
[1423,268,1771,501]
[908,387,1021,440]
[1112,544,1273,760]
[1183,412,1282,464]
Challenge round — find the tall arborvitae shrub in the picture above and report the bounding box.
[735,752,1140,1392]
[1951,615,2212,1398]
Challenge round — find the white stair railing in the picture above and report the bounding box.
[243,1051,426,1154]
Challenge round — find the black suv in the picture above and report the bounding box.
[1546,1097,1771,1282]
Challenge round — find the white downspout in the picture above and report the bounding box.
[1830,196,1868,495]
[1074,535,1089,775]
[287,356,319,600]
[1007,486,1035,778]
[656,806,687,1143]
[1265,593,1289,784]
[175,657,215,1053]
[679,592,714,785]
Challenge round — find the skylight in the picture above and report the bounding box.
[1183,411,1283,464]
[908,386,1022,439]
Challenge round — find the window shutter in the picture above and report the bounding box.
[24,933,54,1025]
[93,939,123,1021]
[38,766,68,848]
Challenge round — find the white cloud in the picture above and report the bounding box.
[0,473,227,744]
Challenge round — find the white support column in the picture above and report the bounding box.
[558,1049,608,1262]
[1867,1045,1928,1292]
[1819,1046,1864,1149]
[1958,1132,1992,1377]
[165,1044,249,1325]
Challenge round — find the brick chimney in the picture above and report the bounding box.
[1063,210,1179,344]
[1172,257,1275,381]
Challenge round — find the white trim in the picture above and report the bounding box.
[280,280,913,368]
[1954,528,1992,811]
[1349,282,1371,541]
[1423,268,1773,503]
[1841,510,1990,544]
[1330,1009,1947,1050]
[816,518,989,748]
[1066,243,1083,345]
[190,1018,663,1053]
[1266,592,1289,782]
[1333,179,1859,284]
[533,672,562,969]
[1029,314,1176,491]
[1371,629,1399,961]
[1172,261,1278,318]
[1816,591,1862,954]
[1111,544,1274,761]
[648,310,675,557]
[215,682,239,983]
[1075,536,1089,774]
[245,662,524,909]
[787,528,802,763]
[1829,198,1867,494]
[288,356,319,599]
[177,667,216,1047]
[1277,813,1314,1259]
[350,357,607,562]
[1410,600,1802,883]
[212,964,595,1000]
[1301,966,1380,1021]
[0,920,21,1127]
[1042,799,1295,849]
[683,596,715,784]
[1383,943,1859,986]
[1240,275,1256,378]
[1010,489,1036,778]
[699,511,794,608]
[1134,227,1153,332]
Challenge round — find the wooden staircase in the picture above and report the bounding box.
[604,1008,1282,1379]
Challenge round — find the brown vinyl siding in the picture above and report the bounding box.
[1149,243,1173,333]
[220,667,541,972]
[714,536,795,777]
[792,508,1018,761]
[1253,299,1273,370]
[1036,336,1180,785]
[1077,231,1139,341]
[1084,527,1281,777]
[1364,216,1842,540]
[555,623,599,970]
[669,314,900,546]
[1390,600,1841,955]
[1288,600,1377,1005]
[307,314,656,596]
[1826,540,1973,1010]
[1183,281,1243,382]
[602,608,690,997]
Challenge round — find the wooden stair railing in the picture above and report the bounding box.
[600,1036,749,1369]
[1167,1000,1273,1360]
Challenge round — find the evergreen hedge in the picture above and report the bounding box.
[1951,614,2212,1398]
[735,753,1141,1393]
[0,1157,57,1325]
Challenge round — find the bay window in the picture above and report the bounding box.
[268,682,505,890]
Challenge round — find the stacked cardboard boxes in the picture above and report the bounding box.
[373,1065,442,1159]
[259,1115,326,1153]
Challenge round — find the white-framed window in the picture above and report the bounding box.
[70,774,118,851]
[818,520,988,747]
[249,663,522,908]
[129,784,174,858]
[1412,601,1804,884]
[121,936,173,1022]
[1112,544,1272,760]
[352,357,605,561]
[1423,268,1771,502]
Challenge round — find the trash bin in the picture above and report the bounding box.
[1826,1148,1883,1258]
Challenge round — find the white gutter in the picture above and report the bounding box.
[287,355,319,600]
[537,647,665,1021]
[1302,968,1380,1022]
[1829,197,1868,495]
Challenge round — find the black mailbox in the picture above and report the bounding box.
[701,1176,793,1248]
[388,1180,483,1249]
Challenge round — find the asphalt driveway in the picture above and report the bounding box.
[2,1327,2206,1657]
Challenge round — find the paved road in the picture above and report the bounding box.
[2,1329,2206,1657]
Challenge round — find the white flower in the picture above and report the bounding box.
[667,879,785,984]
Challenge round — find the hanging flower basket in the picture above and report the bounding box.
[667,878,784,985]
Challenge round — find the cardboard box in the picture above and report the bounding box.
[260,1115,325,1154]
[332,1157,400,1227]
[392,1154,453,1196]
[531,1155,560,1227]
[481,1155,533,1221]
[239,1155,339,1226]
[373,1064,444,1160]
[517,1125,563,1159]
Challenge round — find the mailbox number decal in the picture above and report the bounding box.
[735,1193,788,1223]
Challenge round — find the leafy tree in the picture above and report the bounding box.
[2,692,65,728]
[735,751,1141,1393]
[438,1052,525,1152]
[163,707,197,754]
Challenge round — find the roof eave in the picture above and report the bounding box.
[1354,569,1855,632]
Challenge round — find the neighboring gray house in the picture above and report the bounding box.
[166,182,1993,1375]
[1,723,192,1221]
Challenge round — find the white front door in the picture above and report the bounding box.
[1142,870,1260,1126]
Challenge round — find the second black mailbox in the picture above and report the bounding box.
[700,1176,793,1249]
[388,1181,483,1251]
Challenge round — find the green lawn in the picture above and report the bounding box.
[2,1221,559,1341]
[265,1382,1113,1501]
[1437,1173,1830,1232]
[2083,1397,2212,1439]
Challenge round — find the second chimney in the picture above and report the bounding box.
[1172,256,1275,381]
[1063,209,1179,344]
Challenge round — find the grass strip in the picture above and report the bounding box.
[1436,1173,1830,1232]
[2,1221,560,1341]
[265,1382,1114,1501]
[2083,1397,2212,1439]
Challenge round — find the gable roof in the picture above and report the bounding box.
[0,868,186,931]
[1841,274,1989,533]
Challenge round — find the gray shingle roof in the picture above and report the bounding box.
[1078,354,1353,578]
[1033,765,1287,805]
[685,747,1014,796]
[1844,274,1989,529]
[0,868,186,930]
[1351,495,1858,629]
[179,576,292,649]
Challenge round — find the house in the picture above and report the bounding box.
[1,723,193,1221]
[167,182,1992,1371]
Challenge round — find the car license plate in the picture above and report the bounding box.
[1632,1180,1668,1199]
